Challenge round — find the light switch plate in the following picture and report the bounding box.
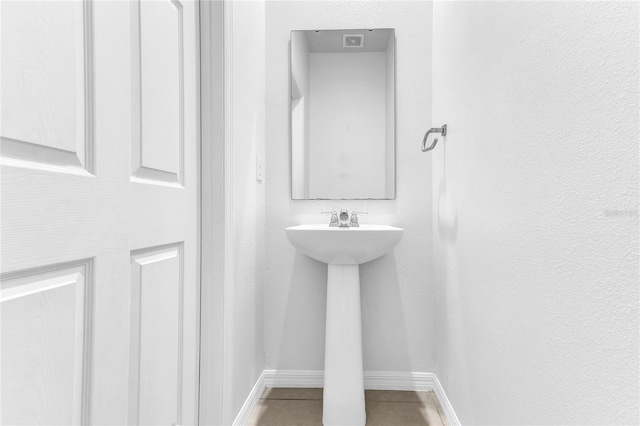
[256,156,264,182]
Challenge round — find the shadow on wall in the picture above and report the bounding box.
[436,146,458,242]
[434,142,472,409]
[276,250,412,373]
[277,251,328,369]
[361,252,412,372]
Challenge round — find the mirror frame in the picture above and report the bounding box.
[288,28,397,200]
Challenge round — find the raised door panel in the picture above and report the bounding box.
[0,1,92,174]
[0,261,92,426]
[131,0,183,186]
[129,244,183,426]
[1,1,199,425]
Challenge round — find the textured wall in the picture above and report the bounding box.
[432,2,639,424]
[265,1,434,373]
[230,0,266,420]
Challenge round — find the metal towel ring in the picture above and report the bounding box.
[421,124,447,152]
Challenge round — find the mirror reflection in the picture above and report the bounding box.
[290,28,396,200]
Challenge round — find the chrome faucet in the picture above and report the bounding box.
[322,211,339,227]
[349,211,368,227]
[323,210,368,227]
[338,209,350,227]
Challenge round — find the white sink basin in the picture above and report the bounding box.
[285,224,404,265]
[285,223,404,426]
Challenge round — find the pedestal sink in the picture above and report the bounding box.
[285,224,404,426]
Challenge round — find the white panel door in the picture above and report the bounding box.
[0,1,200,425]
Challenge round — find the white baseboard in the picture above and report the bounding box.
[433,374,461,426]
[233,369,460,426]
[364,370,434,391]
[232,370,266,426]
[264,369,324,388]
[262,369,435,391]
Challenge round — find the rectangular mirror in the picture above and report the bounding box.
[290,28,396,200]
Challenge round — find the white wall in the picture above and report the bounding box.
[265,1,434,374]
[432,2,639,424]
[385,34,395,197]
[290,31,309,198]
[308,52,387,199]
[229,0,266,421]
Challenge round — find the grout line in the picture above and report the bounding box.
[366,400,440,405]
[261,388,442,404]
[261,398,323,401]
[427,391,448,425]
[435,406,447,426]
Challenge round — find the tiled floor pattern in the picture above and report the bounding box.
[247,388,448,425]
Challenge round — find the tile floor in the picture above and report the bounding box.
[247,388,448,425]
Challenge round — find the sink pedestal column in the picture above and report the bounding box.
[323,264,366,426]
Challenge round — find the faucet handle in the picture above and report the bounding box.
[321,211,339,227]
[349,211,368,227]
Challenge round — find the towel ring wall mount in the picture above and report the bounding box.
[421,124,447,152]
